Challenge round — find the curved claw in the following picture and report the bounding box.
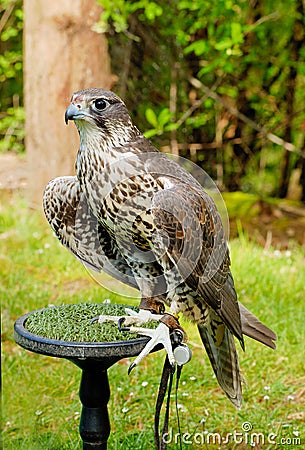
[90,316,100,325]
[128,362,137,375]
[128,322,176,368]
[118,317,130,332]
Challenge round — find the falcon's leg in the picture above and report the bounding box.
[124,300,187,372]
[92,297,165,327]
[92,298,187,370]
[93,307,164,327]
[126,315,185,372]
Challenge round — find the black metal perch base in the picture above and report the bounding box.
[14,306,158,449]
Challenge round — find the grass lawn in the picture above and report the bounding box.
[1,191,305,449]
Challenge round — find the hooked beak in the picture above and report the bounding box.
[65,103,87,124]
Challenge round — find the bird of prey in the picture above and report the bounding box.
[43,88,277,407]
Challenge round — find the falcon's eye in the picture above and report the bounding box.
[94,98,108,111]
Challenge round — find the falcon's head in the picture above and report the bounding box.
[65,88,139,144]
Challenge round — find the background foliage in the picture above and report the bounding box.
[98,0,305,199]
[1,0,305,199]
[0,0,24,153]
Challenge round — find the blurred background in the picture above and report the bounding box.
[1,0,305,246]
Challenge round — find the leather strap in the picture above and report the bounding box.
[154,355,184,450]
[154,357,175,450]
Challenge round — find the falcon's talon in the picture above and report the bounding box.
[128,362,137,375]
[90,316,100,325]
[123,308,163,326]
[128,322,176,368]
[89,309,162,329]
[90,314,122,325]
[118,317,130,332]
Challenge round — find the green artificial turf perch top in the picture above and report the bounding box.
[25,303,157,343]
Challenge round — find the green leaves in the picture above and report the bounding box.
[141,2,163,21]
[0,106,25,153]
[98,0,163,32]
[1,0,24,152]
[231,22,244,45]
[144,107,176,138]
[145,108,158,128]
[185,40,209,56]
[0,50,22,81]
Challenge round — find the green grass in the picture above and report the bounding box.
[2,192,305,449]
[24,303,157,342]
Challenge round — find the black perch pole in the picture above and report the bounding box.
[14,306,158,450]
[75,360,112,450]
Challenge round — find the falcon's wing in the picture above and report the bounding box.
[151,179,243,342]
[43,176,138,290]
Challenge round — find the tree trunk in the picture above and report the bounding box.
[24,0,112,205]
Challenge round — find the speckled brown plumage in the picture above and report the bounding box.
[43,88,277,407]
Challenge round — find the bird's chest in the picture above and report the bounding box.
[76,148,158,245]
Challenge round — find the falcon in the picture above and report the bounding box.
[43,88,277,407]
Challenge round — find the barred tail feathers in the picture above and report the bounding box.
[197,323,242,408]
